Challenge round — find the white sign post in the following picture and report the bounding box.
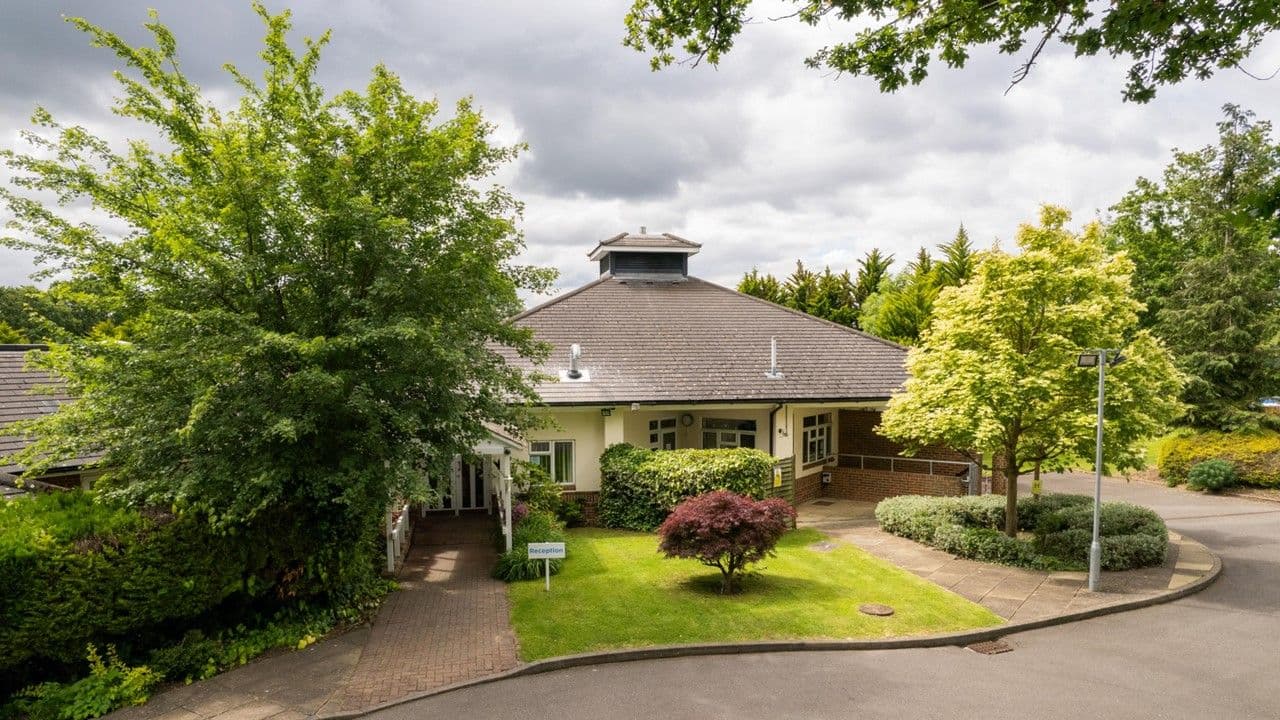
[527,542,566,592]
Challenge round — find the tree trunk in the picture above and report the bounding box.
[1004,453,1019,537]
[1031,461,1042,499]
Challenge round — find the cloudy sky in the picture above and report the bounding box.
[2,2,1280,299]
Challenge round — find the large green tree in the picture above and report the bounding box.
[0,5,551,583]
[0,282,112,342]
[1110,106,1280,431]
[623,1,1280,102]
[880,206,1183,535]
[860,227,975,345]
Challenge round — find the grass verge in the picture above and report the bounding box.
[507,528,1002,661]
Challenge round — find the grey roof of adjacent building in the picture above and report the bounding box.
[504,275,908,405]
[0,345,94,474]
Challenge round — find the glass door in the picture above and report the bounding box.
[458,461,488,509]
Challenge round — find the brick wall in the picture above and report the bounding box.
[838,409,968,464]
[794,471,822,505]
[561,490,600,525]
[823,466,968,503]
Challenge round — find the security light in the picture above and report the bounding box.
[1077,353,1099,368]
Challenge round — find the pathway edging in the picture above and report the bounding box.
[316,534,1221,720]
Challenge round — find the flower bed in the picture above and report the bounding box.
[874,494,1167,571]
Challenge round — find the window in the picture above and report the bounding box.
[701,418,757,449]
[802,413,832,465]
[530,440,575,485]
[649,417,678,450]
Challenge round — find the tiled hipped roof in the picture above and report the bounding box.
[0,346,83,473]
[504,276,908,405]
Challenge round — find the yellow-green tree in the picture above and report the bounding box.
[879,206,1184,535]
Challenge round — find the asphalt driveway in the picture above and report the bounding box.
[368,473,1280,720]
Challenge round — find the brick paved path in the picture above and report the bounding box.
[325,511,519,712]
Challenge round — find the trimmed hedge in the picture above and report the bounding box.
[598,444,774,531]
[0,491,356,682]
[1158,430,1280,488]
[875,493,1167,571]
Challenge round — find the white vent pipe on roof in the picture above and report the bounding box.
[567,343,583,379]
[766,337,784,379]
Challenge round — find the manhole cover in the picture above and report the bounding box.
[809,541,838,552]
[812,500,835,506]
[966,639,1014,655]
[858,603,895,616]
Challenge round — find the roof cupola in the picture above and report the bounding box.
[588,229,701,280]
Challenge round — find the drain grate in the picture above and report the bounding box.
[812,500,836,506]
[966,639,1014,655]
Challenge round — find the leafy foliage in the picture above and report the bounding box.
[879,206,1184,535]
[875,494,1167,571]
[658,491,795,593]
[0,6,552,622]
[1110,106,1280,432]
[1187,459,1241,493]
[1159,431,1280,489]
[736,250,892,329]
[598,444,774,531]
[13,646,159,720]
[0,284,113,344]
[860,227,975,345]
[0,491,383,693]
[623,0,1280,102]
[493,510,566,582]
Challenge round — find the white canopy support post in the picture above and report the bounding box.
[385,505,395,573]
[501,452,513,553]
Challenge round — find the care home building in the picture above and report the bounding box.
[487,231,978,520]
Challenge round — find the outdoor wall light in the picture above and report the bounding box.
[600,408,612,417]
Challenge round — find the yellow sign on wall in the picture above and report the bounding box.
[772,466,783,488]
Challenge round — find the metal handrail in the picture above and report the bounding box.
[836,452,972,477]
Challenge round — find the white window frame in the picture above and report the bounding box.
[648,417,678,450]
[802,413,833,465]
[701,418,758,449]
[530,439,575,486]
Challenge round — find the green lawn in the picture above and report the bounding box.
[507,528,1003,660]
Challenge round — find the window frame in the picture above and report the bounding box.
[801,412,833,466]
[701,418,758,449]
[530,439,576,485]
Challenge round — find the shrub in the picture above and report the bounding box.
[1187,459,1239,492]
[14,645,159,720]
[1033,502,1167,570]
[657,491,796,594]
[931,525,1039,567]
[875,494,1168,571]
[512,461,562,514]
[1158,430,1280,488]
[599,443,774,531]
[0,491,373,689]
[493,510,566,582]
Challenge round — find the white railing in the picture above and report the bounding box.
[494,454,513,553]
[385,502,412,573]
[829,450,977,489]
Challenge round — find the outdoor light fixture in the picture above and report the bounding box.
[1078,347,1122,592]
[600,408,612,417]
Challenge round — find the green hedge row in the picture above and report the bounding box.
[598,444,774,531]
[0,491,363,681]
[874,494,1168,571]
[1158,430,1280,488]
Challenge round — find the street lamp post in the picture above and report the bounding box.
[1077,348,1121,592]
